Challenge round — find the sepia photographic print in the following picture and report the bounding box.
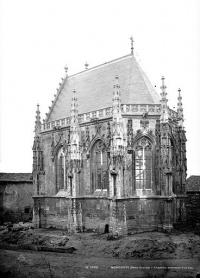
[0,0,200,277]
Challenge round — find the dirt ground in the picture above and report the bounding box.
[0,227,200,278]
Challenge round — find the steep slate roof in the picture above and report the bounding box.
[48,54,160,121]
[0,173,33,183]
[186,176,200,191]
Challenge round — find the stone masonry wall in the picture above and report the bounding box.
[186,192,200,227]
[33,196,182,234]
[0,182,33,223]
[33,197,110,232]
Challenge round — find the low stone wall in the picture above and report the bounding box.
[33,197,110,232]
[33,196,186,235]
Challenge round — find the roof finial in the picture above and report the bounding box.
[85,62,89,70]
[64,65,68,75]
[178,88,181,97]
[130,36,134,55]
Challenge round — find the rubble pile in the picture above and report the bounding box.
[0,223,200,260]
[112,239,176,259]
[0,222,76,253]
[0,230,69,247]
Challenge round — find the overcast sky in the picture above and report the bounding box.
[0,0,200,176]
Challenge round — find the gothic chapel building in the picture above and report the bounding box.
[32,42,187,234]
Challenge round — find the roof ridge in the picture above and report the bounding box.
[46,54,132,121]
[67,54,132,79]
[46,53,162,121]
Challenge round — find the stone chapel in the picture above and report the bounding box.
[32,41,187,235]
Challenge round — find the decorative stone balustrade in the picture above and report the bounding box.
[41,104,178,132]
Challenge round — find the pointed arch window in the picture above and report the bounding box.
[134,137,152,191]
[56,148,66,191]
[91,140,109,193]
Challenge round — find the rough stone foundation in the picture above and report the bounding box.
[33,196,186,235]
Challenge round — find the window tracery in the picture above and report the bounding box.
[91,140,109,192]
[134,137,152,191]
[56,147,66,191]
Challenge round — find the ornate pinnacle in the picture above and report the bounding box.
[70,89,78,125]
[160,76,169,123]
[160,76,168,102]
[111,75,125,156]
[36,104,41,120]
[112,75,122,118]
[177,88,184,127]
[35,104,41,134]
[178,88,182,100]
[69,89,81,160]
[130,36,134,55]
[161,76,167,89]
[85,62,89,70]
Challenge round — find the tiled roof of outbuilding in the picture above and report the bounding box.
[0,173,32,182]
[186,175,200,191]
[48,54,160,121]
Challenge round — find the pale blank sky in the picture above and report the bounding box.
[0,0,200,177]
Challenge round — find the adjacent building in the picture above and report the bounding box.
[186,175,200,228]
[0,173,33,223]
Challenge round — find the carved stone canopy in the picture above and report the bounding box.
[135,137,152,151]
[94,140,106,153]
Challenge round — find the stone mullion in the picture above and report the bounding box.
[151,146,156,195]
[155,120,161,194]
[160,124,167,195]
[166,136,173,196]
[180,129,187,194]
[132,150,136,195]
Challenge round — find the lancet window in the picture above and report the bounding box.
[134,137,153,191]
[91,140,109,193]
[56,147,66,191]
